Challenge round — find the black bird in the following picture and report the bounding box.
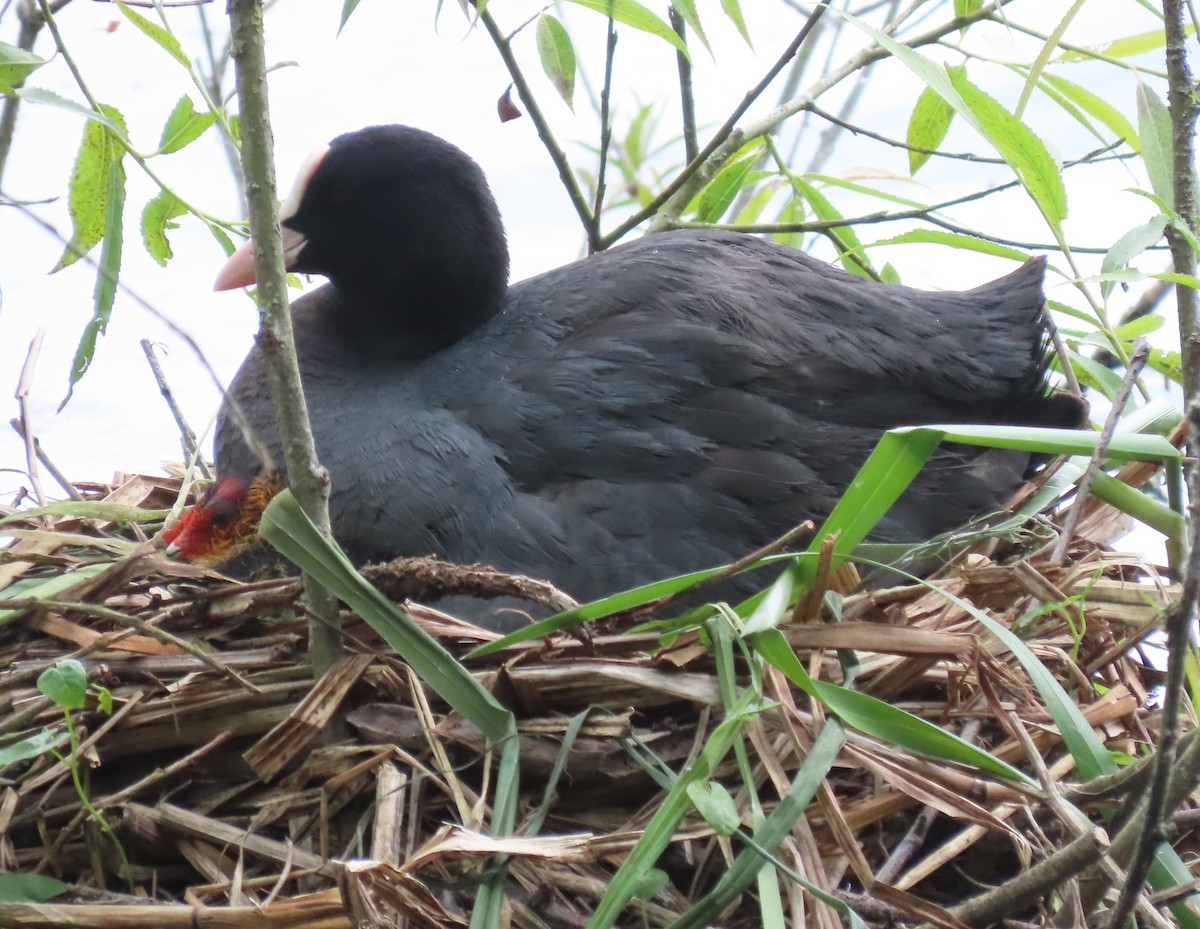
[166,125,1083,628]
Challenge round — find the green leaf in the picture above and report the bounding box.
[719,0,751,45]
[1101,214,1168,299]
[870,229,1031,263]
[15,88,128,135]
[686,781,740,836]
[833,9,1066,230]
[141,190,188,266]
[906,79,957,175]
[588,691,762,928]
[536,14,576,110]
[757,631,1028,780]
[1041,73,1139,153]
[66,147,126,395]
[338,0,363,35]
[1136,83,1173,208]
[1060,23,1194,61]
[53,104,127,272]
[787,175,874,277]
[0,564,108,625]
[158,95,216,155]
[953,0,983,21]
[563,0,688,55]
[0,872,69,903]
[117,2,188,66]
[0,41,46,91]
[692,143,764,222]
[38,659,89,710]
[1014,0,1087,119]
[669,0,710,52]
[947,69,1067,229]
[0,728,69,766]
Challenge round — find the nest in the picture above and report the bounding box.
[0,465,1186,929]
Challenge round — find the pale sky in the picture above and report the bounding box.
[0,0,1170,505]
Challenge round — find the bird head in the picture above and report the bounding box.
[164,474,282,564]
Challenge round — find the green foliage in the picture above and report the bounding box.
[0,41,45,90]
[536,14,576,109]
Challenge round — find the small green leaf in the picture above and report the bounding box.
[95,685,113,715]
[870,229,1031,263]
[686,781,740,836]
[1041,73,1139,153]
[53,104,127,272]
[947,68,1067,228]
[953,0,983,20]
[719,0,751,45]
[65,149,125,396]
[536,14,576,110]
[628,868,670,900]
[788,175,874,278]
[142,190,188,266]
[905,74,958,175]
[38,659,89,710]
[1060,23,1195,61]
[0,728,69,766]
[669,0,710,52]
[158,95,216,154]
[0,872,69,903]
[692,143,764,222]
[1137,83,1173,208]
[563,0,688,55]
[0,41,45,91]
[1101,214,1168,299]
[338,0,363,35]
[117,1,188,66]
[16,88,128,135]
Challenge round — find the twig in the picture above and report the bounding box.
[806,102,1006,164]
[476,6,595,237]
[13,329,46,506]
[669,7,698,165]
[0,595,261,692]
[140,339,212,479]
[1010,713,1172,929]
[8,419,81,501]
[590,13,618,247]
[639,0,834,237]
[1044,309,1082,399]
[1050,338,1149,562]
[805,0,900,174]
[228,0,341,676]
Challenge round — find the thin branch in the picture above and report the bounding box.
[636,0,834,237]
[1051,338,1150,562]
[589,14,618,248]
[806,102,1006,163]
[227,0,341,675]
[8,418,80,501]
[140,339,212,480]
[669,7,698,165]
[1104,1,1200,921]
[476,6,595,235]
[13,329,46,506]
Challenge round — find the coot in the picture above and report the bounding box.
[166,125,1082,626]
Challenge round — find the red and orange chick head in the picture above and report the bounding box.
[163,475,282,565]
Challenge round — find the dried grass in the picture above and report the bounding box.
[0,469,1187,928]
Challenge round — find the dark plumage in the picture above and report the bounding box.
[172,125,1082,628]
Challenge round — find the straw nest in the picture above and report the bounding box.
[0,454,1186,929]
